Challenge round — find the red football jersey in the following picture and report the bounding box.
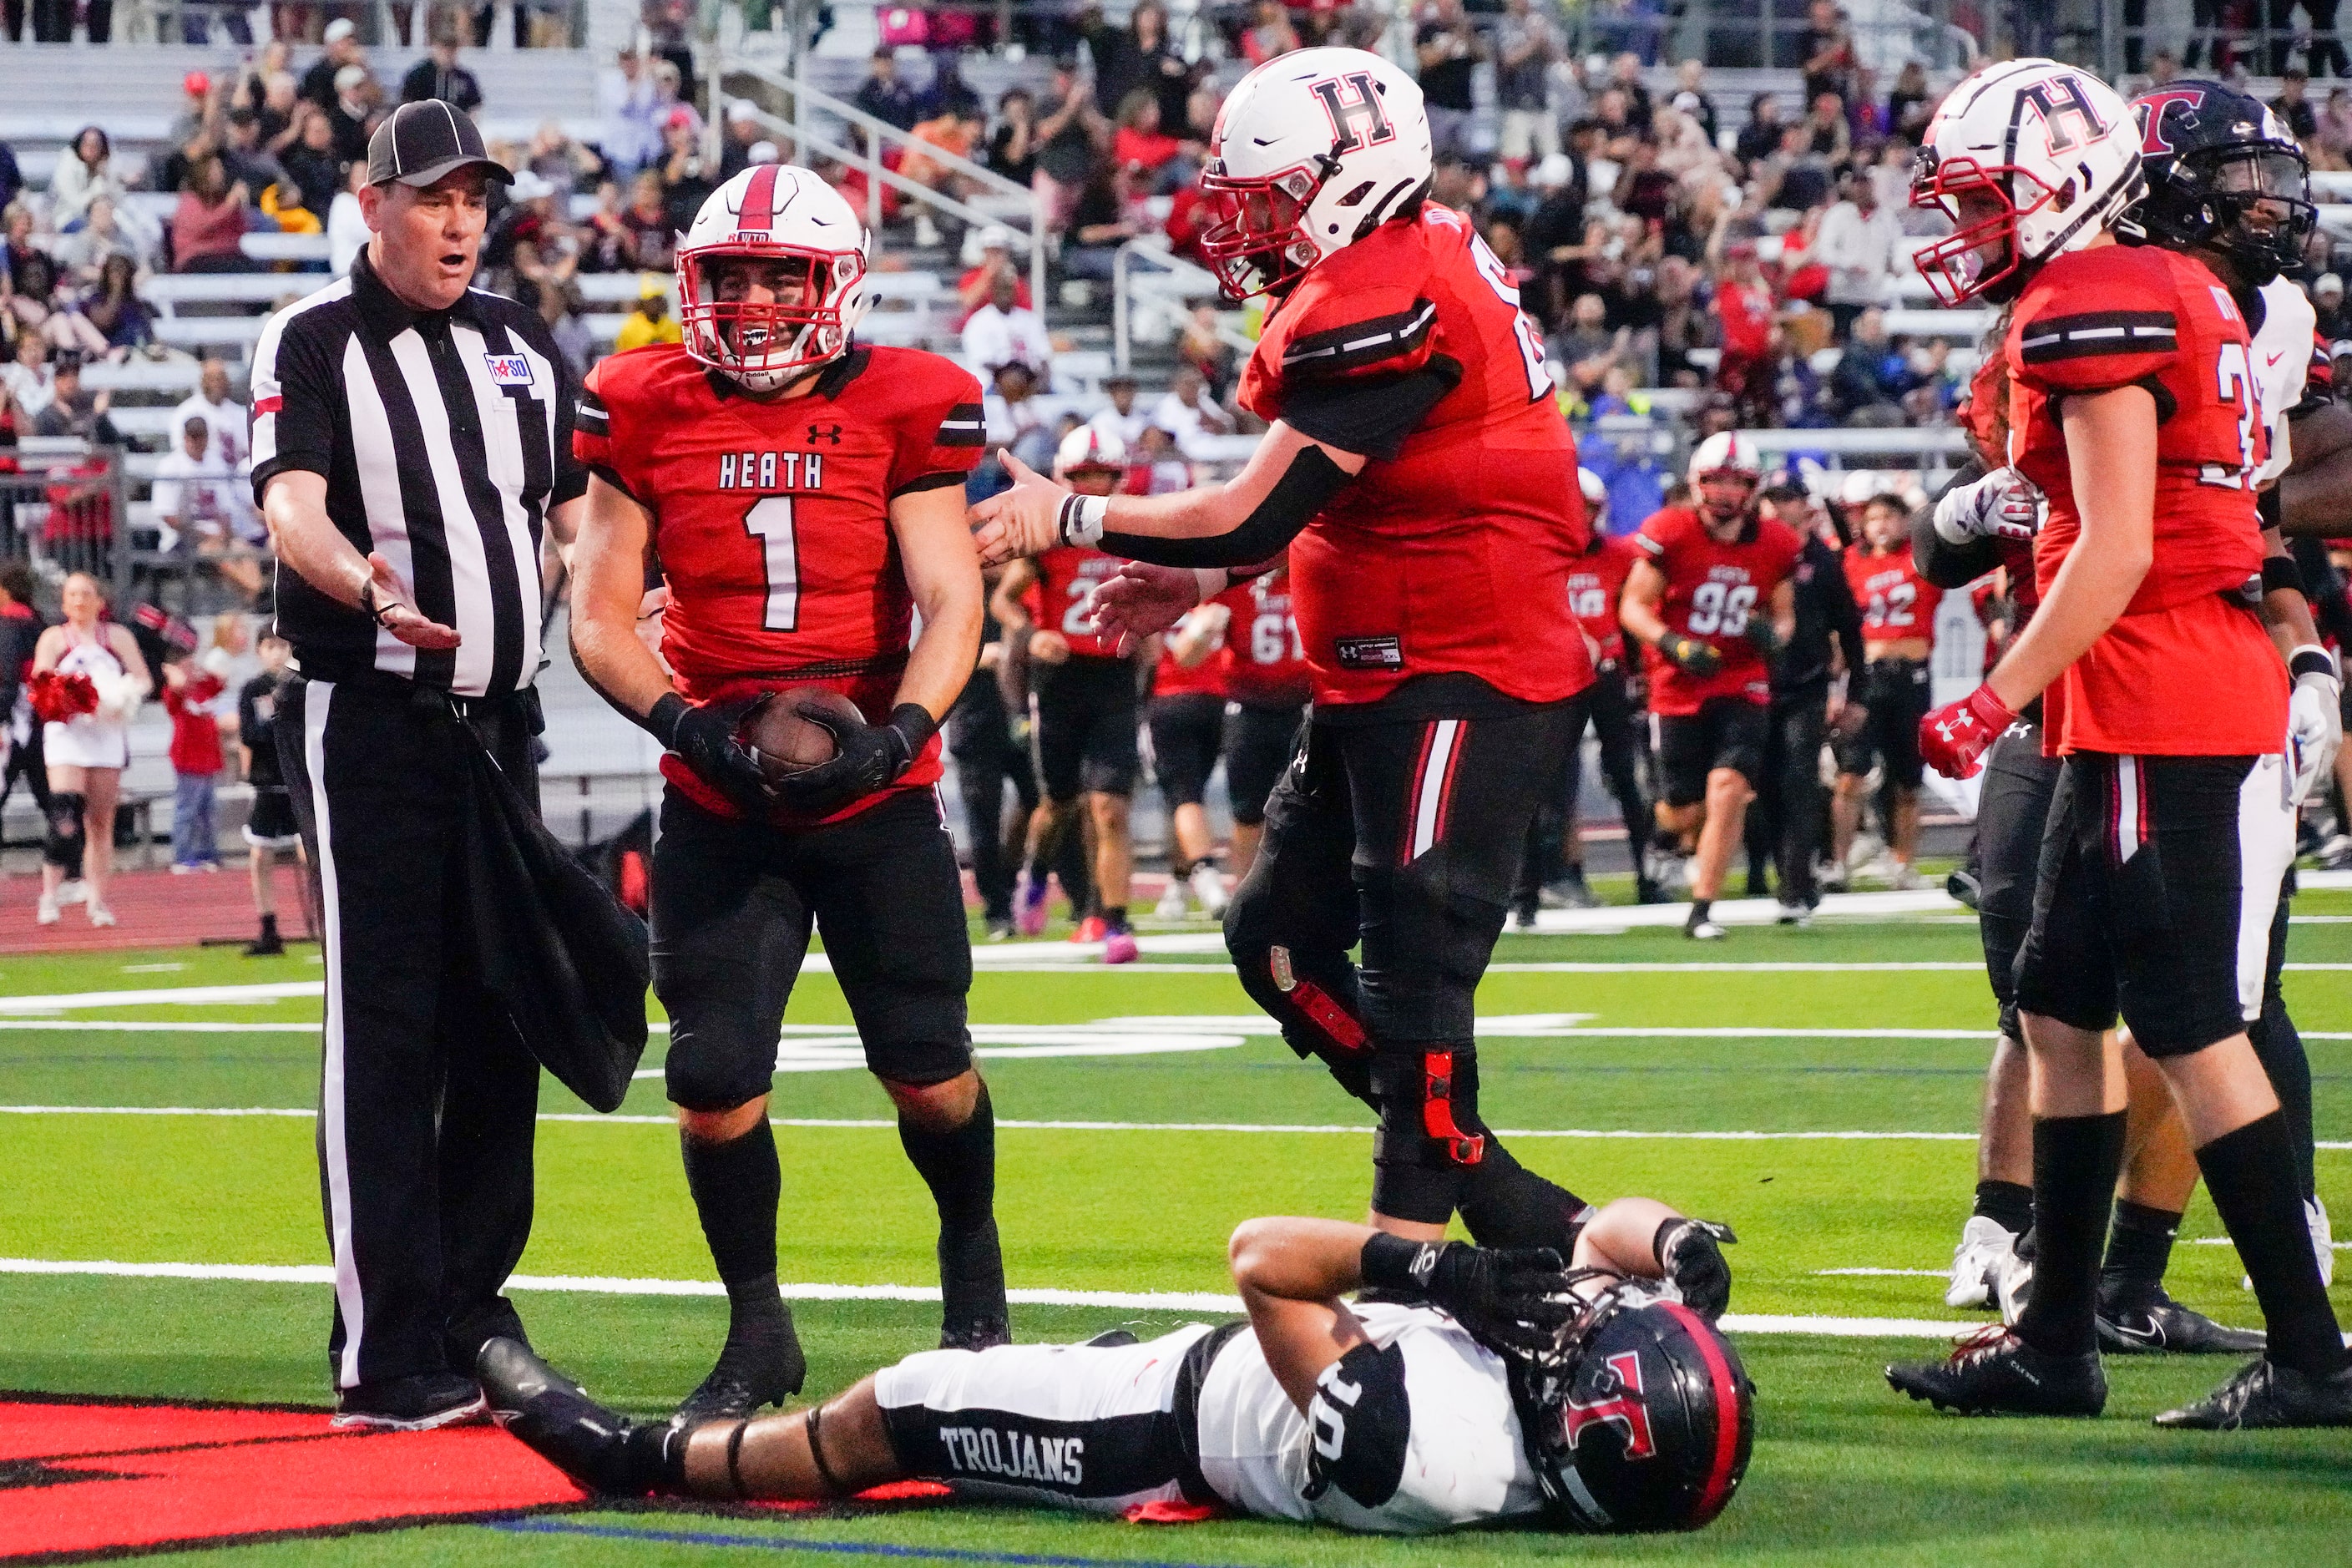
[2005,244,2283,756]
[1844,539,1944,644]
[1566,533,1641,667]
[1217,564,1309,707]
[1631,506,1802,715]
[1151,594,1229,699]
[1032,545,1128,663]
[576,342,984,822]
[1237,203,1592,710]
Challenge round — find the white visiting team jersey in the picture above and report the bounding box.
[2253,274,2319,488]
[1193,1299,1545,1534]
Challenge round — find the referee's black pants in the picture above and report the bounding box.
[278,675,541,1391]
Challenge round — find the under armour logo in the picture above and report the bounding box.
[1935,711,1979,743]
[808,423,843,445]
[1565,1351,1657,1459]
[1308,72,1397,157]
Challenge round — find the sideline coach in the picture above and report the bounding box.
[251,103,588,1429]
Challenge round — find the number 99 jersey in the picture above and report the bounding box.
[1631,507,1803,715]
[2004,243,2284,755]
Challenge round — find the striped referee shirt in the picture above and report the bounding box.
[250,248,588,698]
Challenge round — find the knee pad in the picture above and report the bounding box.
[1368,1044,1487,1224]
[43,792,84,867]
[1225,890,1373,1101]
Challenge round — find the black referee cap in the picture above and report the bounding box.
[367,100,514,189]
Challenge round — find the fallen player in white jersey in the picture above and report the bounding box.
[478,1200,1753,1535]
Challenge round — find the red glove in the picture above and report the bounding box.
[1918,684,2019,781]
[28,669,98,724]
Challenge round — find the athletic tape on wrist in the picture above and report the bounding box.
[2290,645,2339,685]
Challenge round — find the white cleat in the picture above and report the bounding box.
[35,893,58,926]
[1189,862,1230,918]
[86,904,115,928]
[56,878,87,906]
[1945,1216,2019,1310]
[1684,917,1727,941]
[1990,1247,2035,1326]
[1152,881,1190,922]
[1889,864,1925,891]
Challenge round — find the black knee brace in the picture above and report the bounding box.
[43,792,84,868]
[1224,888,1373,1103]
[1368,1043,1488,1225]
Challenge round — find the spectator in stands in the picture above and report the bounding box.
[48,129,123,232]
[271,103,332,221]
[1735,93,1784,164]
[1240,0,1298,66]
[1111,92,1181,185]
[619,169,674,270]
[717,100,764,180]
[1829,307,1910,423]
[53,197,149,281]
[152,415,259,591]
[301,18,366,109]
[854,47,921,139]
[173,359,248,473]
[599,46,665,177]
[656,108,716,233]
[518,276,592,381]
[2274,68,2322,142]
[327,157,368,276]
[1672,59,1718,142]
[1149,362,1234,458]
[1885,60,1932,144]
[1798,0,1856,106]
[0,141,19,214]
[402,28,485,113]
[2312,273,2348,339]
[326,64,379,166]
[1034,62,1111,229]
[1090,373,1146,445]
[1814,165,1900,336]
[171,72,221,151]
[963,273,1055,382]
[1080,1,1176,121]
[1416,0,1484,159]
[77,255,151,359]
[525,119,604,193]
[170,158,251,276]
[921,55,983,121]
[613,278,682,352]
[575,177,630,271]
[1490,0,1561,164]
[222,110,290,205]
[987,88,1039,185]
[900,104,989,230]
[31,357,120,446]
[1555,291,1625,392]
[1798,90,1851,163]
[3,334,50,419]
[955,230,1030,328]
[2314,89,2352,171]
[1711,238,1773,417]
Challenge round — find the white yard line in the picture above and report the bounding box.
[0,1256,1982,1338]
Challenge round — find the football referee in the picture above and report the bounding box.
[250,102,589,1429]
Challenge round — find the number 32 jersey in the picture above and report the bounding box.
[2004,244,2283,755]
[575,342,985,818]
[1631,507,1802,714]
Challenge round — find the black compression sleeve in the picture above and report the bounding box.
[1908,458,2007,589]
[1098,446,1352,568]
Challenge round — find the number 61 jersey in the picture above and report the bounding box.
[574,341,986,817]
[2004,243,2283,756]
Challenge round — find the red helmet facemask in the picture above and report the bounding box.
[1198,159,1323,301]
[677,243,865,385]
[1910,151,2061,307]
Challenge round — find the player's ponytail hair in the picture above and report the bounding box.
[1968,302,2016,468]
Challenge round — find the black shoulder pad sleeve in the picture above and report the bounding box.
[1280,358,1464,462]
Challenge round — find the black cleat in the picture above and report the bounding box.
[938,1219,1010,1353]
[244,931,286,958]
[477,1338,686,1493]
[2155,1356,2352,1429]
[1081,1328,1141,1348]
[2097,1287,2265,1355]
[1886,1325,2107,1416]
[1945,867,1981,911]
[331,1370,488,1431]
[676,1323,807,1423]
[940,1316,1013,1352]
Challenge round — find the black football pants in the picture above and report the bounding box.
[1746,691,1828,904]
[948,670,1036,923]
[1517,666,1645,902]
[1224,693,1581,1222]
[278,675,541,1391]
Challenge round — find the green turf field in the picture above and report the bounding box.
[7,893,2352,1565]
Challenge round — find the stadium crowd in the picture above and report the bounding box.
[6,2,2352,937]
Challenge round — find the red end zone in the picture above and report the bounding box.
[0,1394,588,1561]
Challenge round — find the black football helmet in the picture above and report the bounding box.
[2123,80,2315,285]
[1509,1280,1756,1533]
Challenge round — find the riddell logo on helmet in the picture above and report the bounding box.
[1308,72,1396,155]
[2015,73,2112,156]
[1565,1350,1658,1459]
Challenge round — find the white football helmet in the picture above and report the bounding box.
[676,164,871,392]
[1687,432,1763,523]
[1910,58,2142,306]
[1199,46,1432,300]
[1054,422,1128,480]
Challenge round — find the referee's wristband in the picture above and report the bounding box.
[1056,493,1108,548]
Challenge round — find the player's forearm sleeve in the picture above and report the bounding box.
[1909,458,2003,589]
[1098,446,1351,568]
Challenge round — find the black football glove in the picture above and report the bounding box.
[1656,1217,1737,1322]
[1361,1236,1572,1353]
[646,692,773,816]
[1745,614,1784,659]
[1657,633,1722,678]
[773,701,938,817]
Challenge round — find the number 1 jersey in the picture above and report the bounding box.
[574,342,985,817]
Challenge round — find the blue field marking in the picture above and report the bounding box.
[483,1517,1232,1568]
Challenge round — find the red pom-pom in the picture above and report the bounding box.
[29,670,99,723]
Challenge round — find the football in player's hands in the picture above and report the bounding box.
[1657,1218,1737,1323]
[739,688,859,782]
